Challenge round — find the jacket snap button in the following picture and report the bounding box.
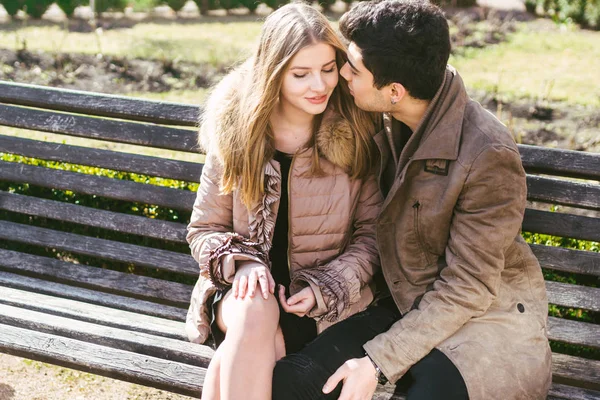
[517,303,525,313]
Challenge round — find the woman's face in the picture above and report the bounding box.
[280,42,338,117]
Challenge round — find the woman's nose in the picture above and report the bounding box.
[311,75,326,92]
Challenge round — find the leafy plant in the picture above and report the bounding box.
[1,0,25,16]
[56,0,81,17]
[23,0,54,18]
[166,0,187,12]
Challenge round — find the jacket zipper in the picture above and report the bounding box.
[287,154,296,273]
[413,200,431,265]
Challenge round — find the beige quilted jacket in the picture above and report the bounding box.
[185,64,382,344]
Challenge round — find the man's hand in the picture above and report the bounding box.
[278,285,317,317]
[322,356,379,400]
[232,262,275,300]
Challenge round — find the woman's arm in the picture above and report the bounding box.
[187,153,268,290]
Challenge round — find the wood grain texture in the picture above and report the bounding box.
[527,175,600,211]
[546,281,600,312]
[0,323,205,398]
[0,81,200,126]
[519,144,600,181]
[0,271,186,321]
[0,303,213,367]
[547,383,600,400]
[0,286,187,340]
[552,353,600,390]
[523,209,600,242]
[0,104,199,152]
[548,317,600,349]
[0,134,203,182]
[0,248,193,308]
[0,220,198,276]
[0,191,187,243]
[0,160,196,212]
[531,244,600,277]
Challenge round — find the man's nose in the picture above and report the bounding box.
[340,62,351,81]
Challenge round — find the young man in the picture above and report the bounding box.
[272,1,552,399]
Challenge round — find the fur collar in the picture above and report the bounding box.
[198,61,356,171]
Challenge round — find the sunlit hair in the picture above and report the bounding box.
[216,2,377,208]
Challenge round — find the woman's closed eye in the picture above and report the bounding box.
[293,67,337,79]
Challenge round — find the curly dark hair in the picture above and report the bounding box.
[339,0,451,100]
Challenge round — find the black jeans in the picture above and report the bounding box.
[272,306,469,400]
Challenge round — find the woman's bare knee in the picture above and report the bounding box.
[219,291,279,339]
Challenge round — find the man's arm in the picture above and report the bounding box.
[363,143,527,383]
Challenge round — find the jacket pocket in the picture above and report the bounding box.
[413,200,434,266]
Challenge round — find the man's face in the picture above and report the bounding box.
[340,42,389,112]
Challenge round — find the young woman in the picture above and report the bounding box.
[185,4,382,400]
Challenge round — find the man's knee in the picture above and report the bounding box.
[273,354,330,400]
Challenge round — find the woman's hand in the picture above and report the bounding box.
[278,285,317,317]
[232,262,275,300]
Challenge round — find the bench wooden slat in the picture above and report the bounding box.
[0,249,193,308]
[0,134,203,182]
[547,383,600,400]
[376,383,600,400]
[0,272,185,321]
[519,144,600,181]
[0,303,212,368]
[546,281,600,312]
[0,104,198,152]
[0,286,187,340]
[547,317,600,349]
[0,160,196,212]
[0,323,205,398]
[0,192,187,243]
[0,220,198,276]
[531,244,600,277]
[527,176,600,211]
[523,209,600,243]
[0,81,199,126]
[552,352,600,391]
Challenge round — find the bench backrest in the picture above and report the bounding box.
[0,81,598,391]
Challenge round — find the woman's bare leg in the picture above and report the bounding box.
[201,345,222,400]
[215,290,280,400]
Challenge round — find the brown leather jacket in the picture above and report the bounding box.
[363,67,552,399]
[185,65,382,344]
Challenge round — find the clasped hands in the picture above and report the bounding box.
[232,261,316,317]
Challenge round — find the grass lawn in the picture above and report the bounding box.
[2,17,599,107]
[0,19,263,66]
[451,21,600,107]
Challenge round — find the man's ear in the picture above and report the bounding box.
[390,83,407,105]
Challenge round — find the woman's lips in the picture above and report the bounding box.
[306,95,328,104]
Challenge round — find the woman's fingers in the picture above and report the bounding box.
[247,269,258,297]
[258,273,269,300]
[268,272,276,294]
[232,278,239,299]
[238,274,248,298]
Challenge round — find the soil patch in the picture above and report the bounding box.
[0,48,220,94]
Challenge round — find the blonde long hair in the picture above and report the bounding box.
[216,3,377,208]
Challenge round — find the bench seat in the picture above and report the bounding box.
[0,81,598,399]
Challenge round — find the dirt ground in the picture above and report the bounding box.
[0,354,194,400]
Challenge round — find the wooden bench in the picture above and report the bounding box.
[0,81,598,399]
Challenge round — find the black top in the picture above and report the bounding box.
[269,150,293,289]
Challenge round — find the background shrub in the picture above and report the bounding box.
[95,0,127,13]
[23,0,54,18]
[1,0,24,16]
[165,0,188,12]
[56,0,81,17]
